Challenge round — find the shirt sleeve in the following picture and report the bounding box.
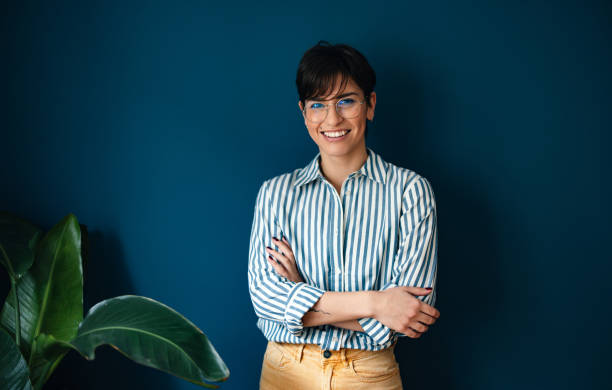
[247,179,326,337]
[357,176,438,344]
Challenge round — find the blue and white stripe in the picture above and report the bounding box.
[247,147,438,351]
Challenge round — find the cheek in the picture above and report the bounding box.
[307,124,320,135]
[350,117,366,131]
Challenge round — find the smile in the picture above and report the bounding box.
[321,129,350,140]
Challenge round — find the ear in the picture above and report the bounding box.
[366,91,377,121]
[298,100,307,123]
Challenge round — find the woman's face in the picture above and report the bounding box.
[298,75,376,159]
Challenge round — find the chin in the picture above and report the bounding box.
[321,144,356,155]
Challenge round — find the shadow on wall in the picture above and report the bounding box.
[371,52,519,388]
[45,230,174,390]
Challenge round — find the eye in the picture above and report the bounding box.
[309,102,324,109]
[338,98,355,106]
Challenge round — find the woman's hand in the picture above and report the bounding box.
[265,236,304,283]
[373,286,440,338]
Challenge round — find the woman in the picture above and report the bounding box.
[248,41,440,390]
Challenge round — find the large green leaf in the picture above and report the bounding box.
[0,213,83,388]
[0,211,42,280]
[0,328,33,390]
[70,295,230,388]
[1,273,40,357]
[29,213,83,341]
[0,213,41,357]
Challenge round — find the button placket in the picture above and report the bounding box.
[325,177,350,351]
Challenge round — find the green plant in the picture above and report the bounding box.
[0,212,229,390]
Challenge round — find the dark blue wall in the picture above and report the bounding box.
[2,1,610,389]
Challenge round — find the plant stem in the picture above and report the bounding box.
[10,276,21,348]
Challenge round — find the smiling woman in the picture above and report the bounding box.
[248,41,440,390]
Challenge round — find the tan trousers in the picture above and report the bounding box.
[259,340,403,390]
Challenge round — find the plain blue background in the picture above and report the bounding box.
[1,1,610,389]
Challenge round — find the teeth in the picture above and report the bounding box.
[323,130,348,138]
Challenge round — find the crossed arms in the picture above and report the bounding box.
[247,176,440,345]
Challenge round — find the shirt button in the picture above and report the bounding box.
[336,269,342,275]
[334,227,338,234]
[332,337,338,342]
[323,350,331,358]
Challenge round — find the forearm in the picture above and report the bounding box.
[302,290,377,328]
[329,319,365,332]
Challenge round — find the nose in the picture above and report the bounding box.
[324,104,344,127]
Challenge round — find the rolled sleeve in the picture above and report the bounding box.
[284,282,325,336]
[357,317,393,344]
[358,176,438,342]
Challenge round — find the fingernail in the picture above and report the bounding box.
[425,287,433,290]
[272,237,277,241]
[266,246,271,250]
[268,255,275,261]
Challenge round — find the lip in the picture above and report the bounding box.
[321,129,351,142]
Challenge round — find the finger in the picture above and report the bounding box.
[272,237,294,257]
[419,303,440,319]
[266,246,286,260]
[269,239,295,267]
[415,311,436,325]
[409,320,429,333]
[408,327,423,338]
[266,247,293,271]
[403,286,433,296]
[401,327,421,338]
[267,255,288,277]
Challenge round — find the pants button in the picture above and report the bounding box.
[323,350,331,358]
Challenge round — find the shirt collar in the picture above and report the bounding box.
[293,147,388,188]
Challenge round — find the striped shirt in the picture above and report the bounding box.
[247,147,438,351]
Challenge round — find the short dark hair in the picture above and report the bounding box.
[296,41,376,137]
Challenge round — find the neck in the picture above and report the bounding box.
[319,143,368,190]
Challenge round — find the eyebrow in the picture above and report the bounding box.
[308,92,359,102]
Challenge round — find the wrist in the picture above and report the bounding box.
[367,290,381,319]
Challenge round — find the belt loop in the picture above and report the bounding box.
[341,348,348,367]
[297,344,305,363]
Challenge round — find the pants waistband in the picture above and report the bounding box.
[268,339,397,366]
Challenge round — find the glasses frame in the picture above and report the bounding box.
[302,94,369,124]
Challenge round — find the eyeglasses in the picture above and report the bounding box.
[302,95,367,123]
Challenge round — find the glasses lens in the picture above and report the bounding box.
[337,98,360,119]
[305,102,327,123]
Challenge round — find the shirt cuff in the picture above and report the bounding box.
[358,317,394,344]
[284,282,325,337]
[357,282,398,345]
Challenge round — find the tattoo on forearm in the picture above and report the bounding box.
[308,307,331,315]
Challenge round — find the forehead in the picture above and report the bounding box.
[308,75,362,101]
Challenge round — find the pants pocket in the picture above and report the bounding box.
[349,350,400,383]
[263,342,294,371]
